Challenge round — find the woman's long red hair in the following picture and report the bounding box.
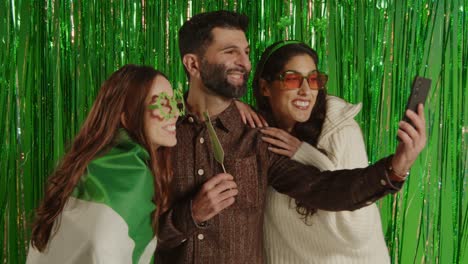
[30,64,172,251]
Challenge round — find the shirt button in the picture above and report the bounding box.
[197,233,204,240]
[199,137,205,144]
[197,169,204,176]
[380,179,387,186]
[188,116,194,123]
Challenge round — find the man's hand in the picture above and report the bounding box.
[391,104,427,181]
[192,173,238,223]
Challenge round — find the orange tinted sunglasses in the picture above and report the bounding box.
[276,70,328,90]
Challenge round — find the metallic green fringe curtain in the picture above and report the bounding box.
[1,0,466,263]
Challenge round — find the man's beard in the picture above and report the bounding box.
[200,59,249,99]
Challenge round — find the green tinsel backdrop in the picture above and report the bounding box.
[1,0,467,263]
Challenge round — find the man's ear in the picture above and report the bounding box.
[182,54,200,78]
[120,113,128,129]
[260,79,271,97]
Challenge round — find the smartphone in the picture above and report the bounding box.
[397,76,430,143]
[403,76,431,124]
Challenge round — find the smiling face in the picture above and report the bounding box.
[144,75,179,148]
[199,27,251,98]
[261,54,318,132]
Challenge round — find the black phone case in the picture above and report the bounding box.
[403,76,431,124]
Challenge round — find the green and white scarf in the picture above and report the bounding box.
[27,130,157,264]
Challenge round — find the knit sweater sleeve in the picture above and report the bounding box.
[293,120,385,246]
[291,142,335,170]
[318,121,385,248]
[290,120,368,171]
[332,121,369,169]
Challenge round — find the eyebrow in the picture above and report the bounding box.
[220,45,250,51]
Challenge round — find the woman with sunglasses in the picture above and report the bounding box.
[252,41,391,263]
[27,64,183,264]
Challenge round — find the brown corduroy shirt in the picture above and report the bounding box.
[155,101,402,264]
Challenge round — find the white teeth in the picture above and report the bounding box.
[230,73,243,79]
[165,125,176,131]
[293,101,310,107]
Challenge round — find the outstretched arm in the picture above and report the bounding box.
[267,105,427,211]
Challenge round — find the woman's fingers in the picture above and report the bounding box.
[234,100,266,128]
[267,146,294,157]
[401,104,427,149]
[246,113,256,128]
[407,104,427,148]
[260,127,302,159]
[261,127,301,146]
[259,115,269,127]
[240,111,247,125]
[261,136,292,150]
[261,127,289,142]
[398,121,418,147]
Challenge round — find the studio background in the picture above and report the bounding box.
[1,0,466,263]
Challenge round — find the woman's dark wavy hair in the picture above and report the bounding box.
[30,64,173,251]
[253,41,327,220]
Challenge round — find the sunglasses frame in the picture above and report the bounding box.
[276,70,328,90]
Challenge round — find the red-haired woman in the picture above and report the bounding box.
[27,64,181,264]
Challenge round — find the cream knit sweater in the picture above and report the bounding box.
[263,96,390,264]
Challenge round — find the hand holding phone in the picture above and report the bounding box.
[391,77,429,178]
[397,76,430,141]
[403,76,431,126]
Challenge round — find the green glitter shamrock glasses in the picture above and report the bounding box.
[148,87,186,119]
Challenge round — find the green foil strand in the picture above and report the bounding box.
[1,1,466,264]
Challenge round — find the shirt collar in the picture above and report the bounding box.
[215,101,241,132]
[178,100,241,133]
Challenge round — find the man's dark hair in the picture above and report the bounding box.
[178,10,249,76]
